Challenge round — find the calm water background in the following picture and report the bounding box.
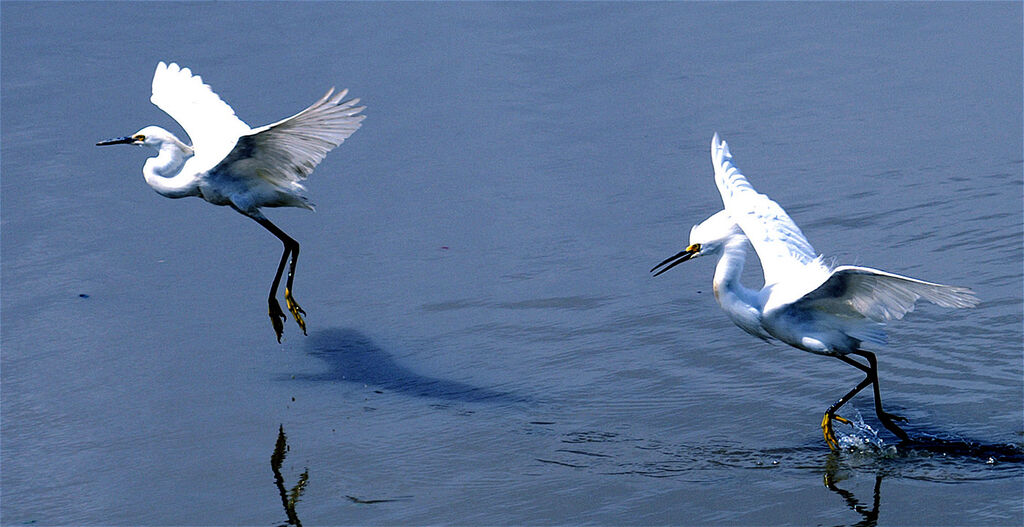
[2,2,1021,526]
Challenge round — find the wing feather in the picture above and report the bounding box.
[795,265,979,322]
[711,133,822,285]
[150,61,251,172]
[215,88,365,188]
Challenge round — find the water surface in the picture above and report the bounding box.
[2,2,1021,525]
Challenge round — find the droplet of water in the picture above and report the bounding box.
[834,410,895,455]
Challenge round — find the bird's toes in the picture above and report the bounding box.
[821,412,855,451]
[285,289,307,335]
[270,316,286,343]
[292,310,307,336]
[269,299,287,342]
[823,427,840,452]
[821,414,840,451]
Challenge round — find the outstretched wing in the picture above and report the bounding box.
[214,88,365,189]
[150,61,251,172]
[711,133,821,285]
[793,265,979,322]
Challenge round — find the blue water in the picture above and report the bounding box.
[3,2,1021,525]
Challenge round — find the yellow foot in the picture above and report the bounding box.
[285,288,307,336]
[821,413,852,451]
[269,299,287,343]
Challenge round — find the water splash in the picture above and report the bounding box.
[834,410,899,457]
[832,411,1024,465]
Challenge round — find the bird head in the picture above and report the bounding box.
[651,210,739,276]
[96,126,176,149]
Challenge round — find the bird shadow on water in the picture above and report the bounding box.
[265,329,523,517]
[820,436,1023,527]
[833,409,1024,464]
[818,415,1023,527]
[294,328,529,404]
[530,417,1021,527]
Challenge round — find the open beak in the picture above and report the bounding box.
[650,244,701,277]
[96,136,135,146]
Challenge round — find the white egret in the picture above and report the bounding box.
[651,133,979,450]
[98,61,365,342]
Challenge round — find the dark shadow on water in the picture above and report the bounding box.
[839,415,1024,463]
[830,410,1024,462]
[526,424,1021,526]
[897,433,1024,463]
[822,433,1023,527]
[297,328,528,404]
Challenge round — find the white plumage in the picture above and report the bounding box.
[709,133,977,320]
[150,61,251,174]
[652,133,978,450]
[98,61,365,342]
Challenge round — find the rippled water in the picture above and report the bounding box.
[3,3,1021,526]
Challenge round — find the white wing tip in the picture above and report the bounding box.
[155,61,182,75]
[711,132,731,163]
[152,61,195,99]
[940,286,981,308]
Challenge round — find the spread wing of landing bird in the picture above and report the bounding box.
[98,61,365,342]
[651,133,978,450]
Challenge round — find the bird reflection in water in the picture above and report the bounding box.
[271,425,308,527]
[820,436,1022,527]
[651,134,979,451]
[823,456,883,527]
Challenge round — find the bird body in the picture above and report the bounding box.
[98,62,365,341]
[652,133,978,449]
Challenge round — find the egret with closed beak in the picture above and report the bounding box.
[98,62,365,341]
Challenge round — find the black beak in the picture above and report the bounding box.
[650,244,700,277]
[96,136,134,146]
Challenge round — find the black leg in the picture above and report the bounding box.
[268,241,291,342]
[829,353,874,417]
[822,356,874,450]
[254,216,303,342]
[283,240,306,335]
[851,350,909,441]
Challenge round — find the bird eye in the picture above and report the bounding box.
[688,243,701,252]
[133,135,145,142]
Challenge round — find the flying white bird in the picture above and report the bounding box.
[98,62,365,342]
[651,133,978,450]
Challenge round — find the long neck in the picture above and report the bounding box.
[712,235,759,309]
[711,235,773,340]
[143,140,199,199]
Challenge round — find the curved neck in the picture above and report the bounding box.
[143,141,199,199]
[713,236,759,307]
